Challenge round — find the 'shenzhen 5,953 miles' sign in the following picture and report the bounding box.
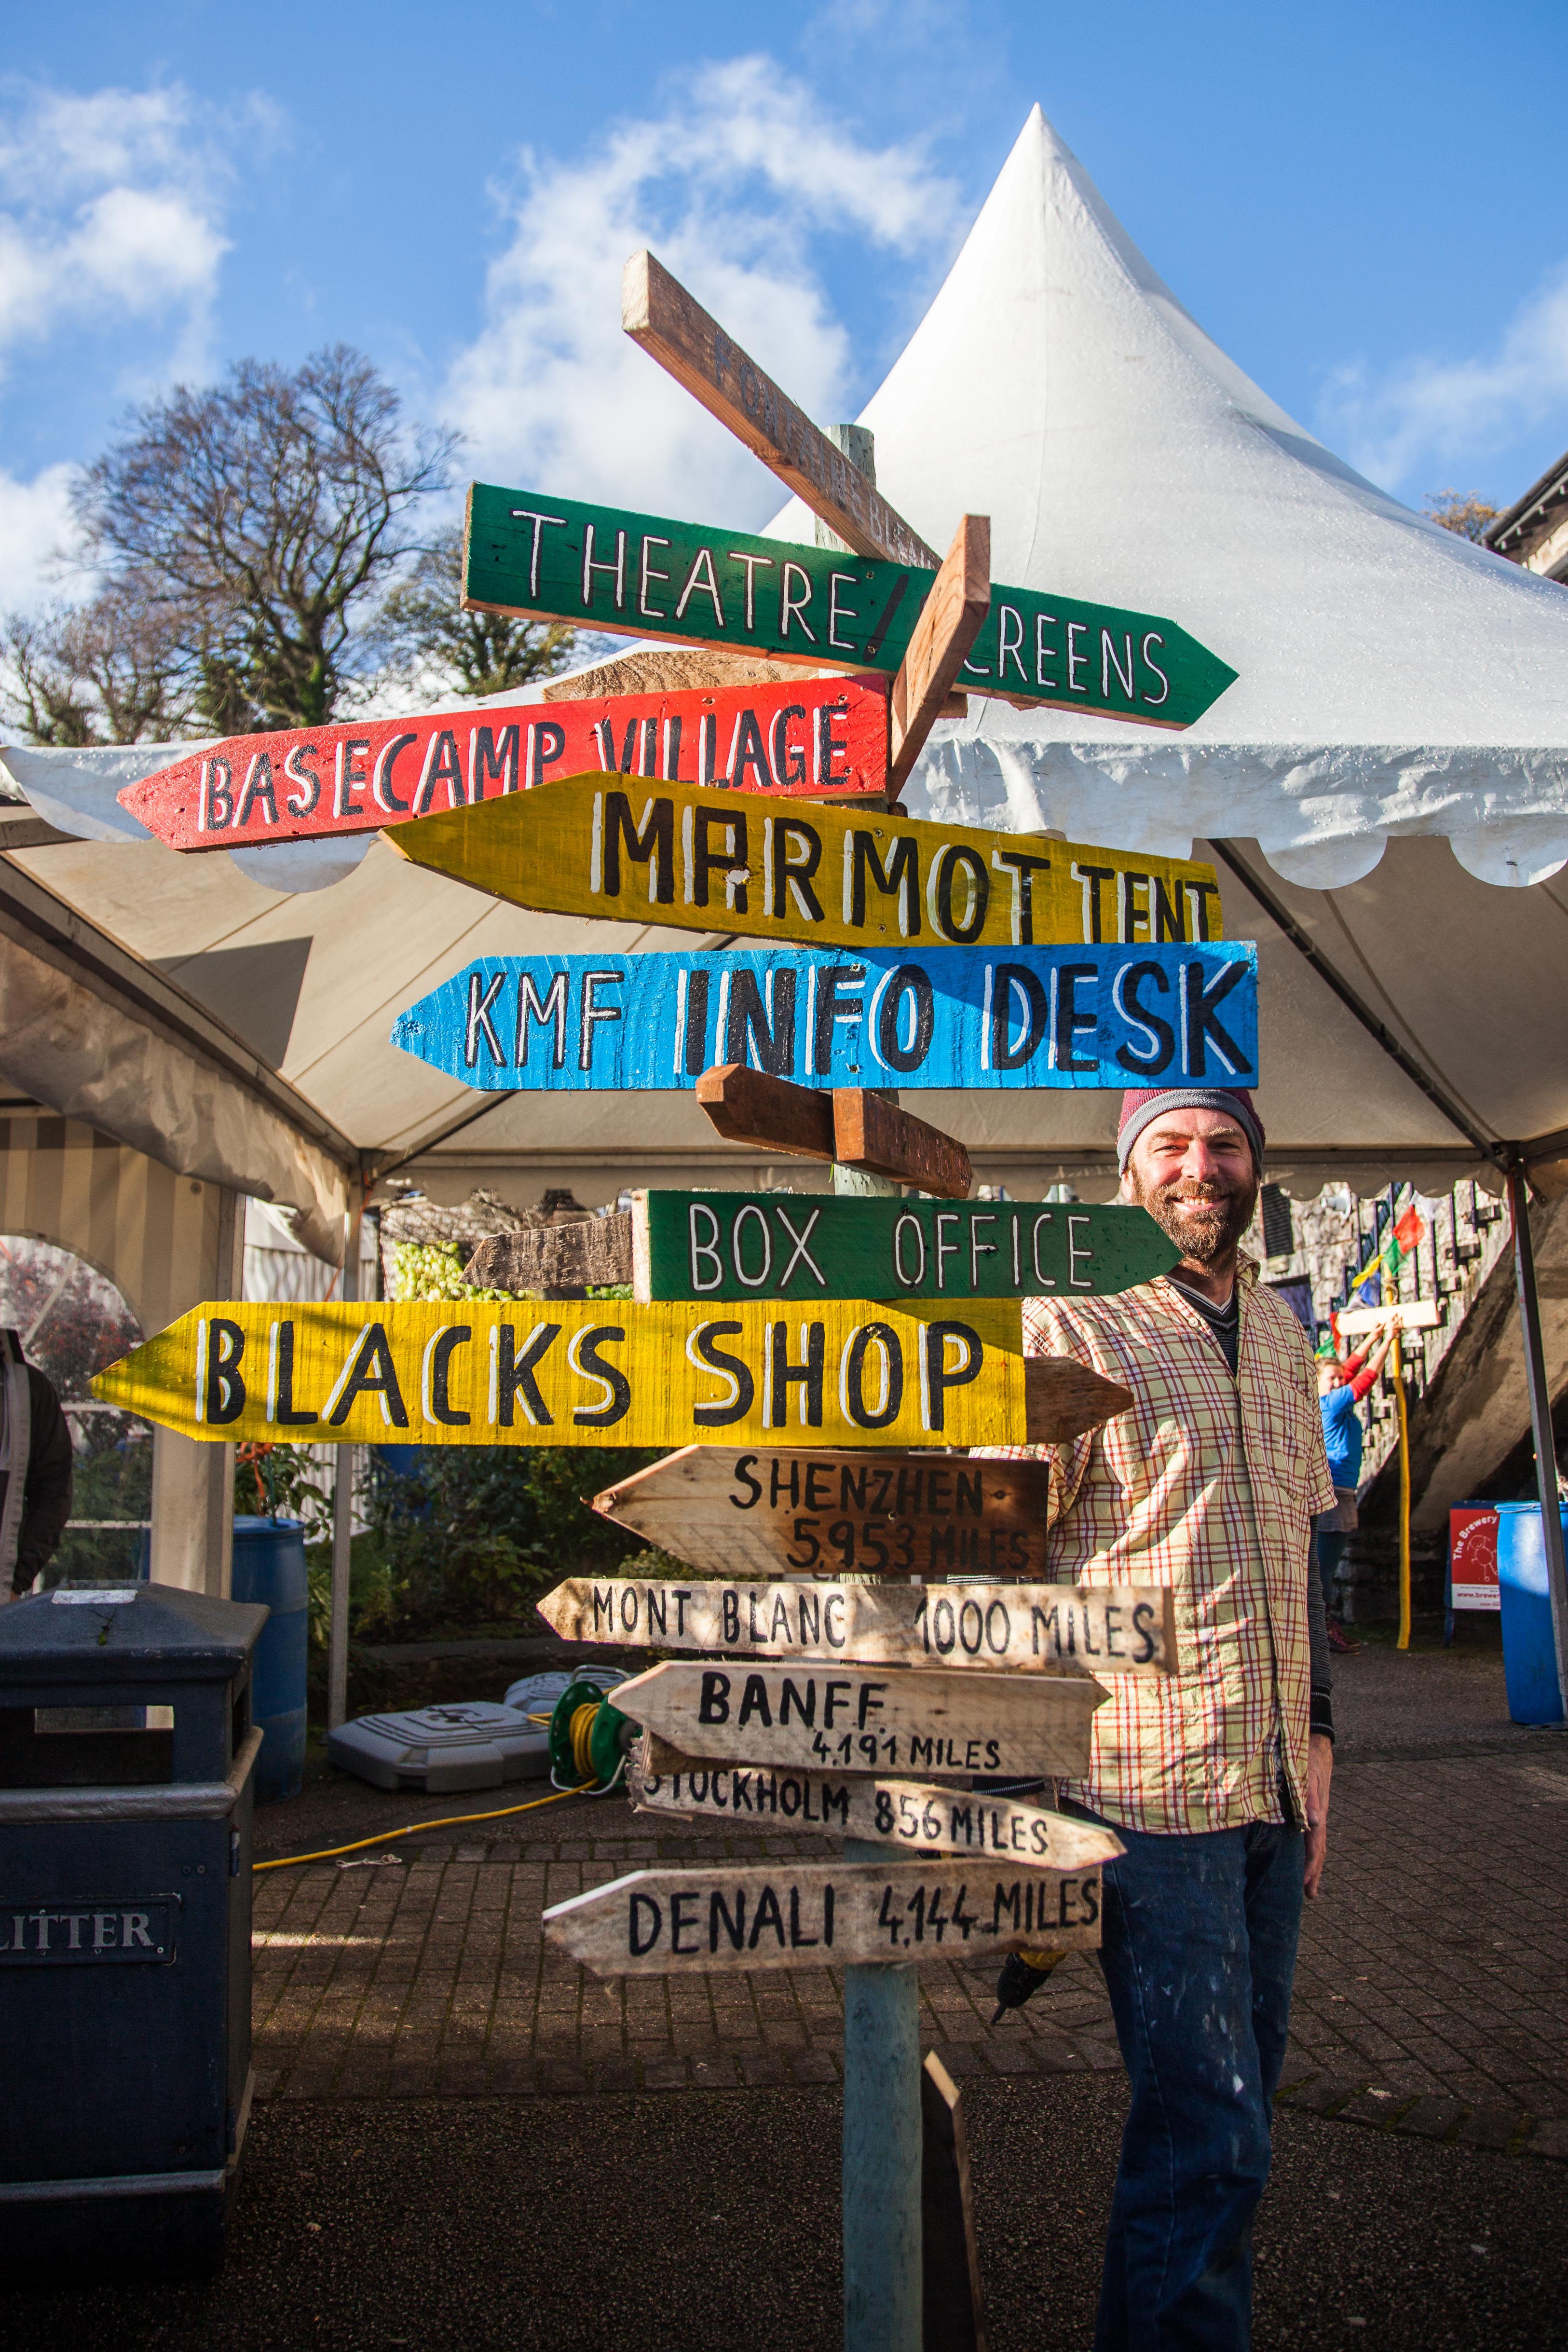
[464,485,1238,731]
[391,942,1259,1094]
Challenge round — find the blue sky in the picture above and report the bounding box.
[3,0,1566,603]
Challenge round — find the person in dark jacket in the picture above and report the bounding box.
[0,1330,75,1596]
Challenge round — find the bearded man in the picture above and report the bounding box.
[1010,1086,1336,2352]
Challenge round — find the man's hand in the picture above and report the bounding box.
[1304,1730,1334,1898]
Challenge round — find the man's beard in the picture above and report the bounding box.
[1127,1171,1259,1268]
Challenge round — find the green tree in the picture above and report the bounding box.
[364,521,577,698]
[1424,490,1500,544]
[72,344,456,733]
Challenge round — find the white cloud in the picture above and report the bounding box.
[0,80,248,371]
[0,462,84,608]
[1319,262,1568,493]
[442,54,961,523]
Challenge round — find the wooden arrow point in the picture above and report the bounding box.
[1024,1356,1133,1442]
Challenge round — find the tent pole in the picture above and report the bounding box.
[327,1209,360,1732]
[1393,1326,1412,1650]
[1506,1165,1568,1708]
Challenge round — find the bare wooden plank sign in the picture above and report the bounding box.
[612,1659,1104,1778]
[593,1444,1054,1579]
[117,675,889,852]
[92,1299,1130,1454]
[1334,1300,1440,1336]
[543,1858,1103,1976]
[540,1577,1176,1677]
[384,771,1224,956]
[632,1743,1126,1871]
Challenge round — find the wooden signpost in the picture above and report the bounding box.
[632,1748,1126,1872]
[115,676,889,853]
[539,1576,1177,1676]
[383,768,1223,954]
[90,1296,1134,1453]
[390,940,1260,1095]
[589,1443,1058,1580]
[464,483,1238,730]
[606,1659,1105,1778]
[542,1857,1105,1977]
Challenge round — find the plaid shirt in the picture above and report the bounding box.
[994,1269,1336,1836]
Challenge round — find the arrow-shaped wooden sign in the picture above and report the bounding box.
[390,941,1259,1096]
[693,1071,974,1199]
[89,1298,1129,1453]
[465,1189,1178,1303]
[591,1444,1055,1579]
[115,675,889,854]
[631,1745,1128,1871]
[465,483,1238,730]
[611,1659,1104,1778]
[543,1858,1104,1977]
[539,1576,1176,1675]
[383,770,1222,955]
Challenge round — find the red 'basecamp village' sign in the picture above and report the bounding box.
[117,677,888,854]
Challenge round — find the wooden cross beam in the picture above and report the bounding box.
[889,514,991,790]
[623,249,938,570]
[694,1065,973,1200]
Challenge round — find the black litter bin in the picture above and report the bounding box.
[0,1580,267,2289]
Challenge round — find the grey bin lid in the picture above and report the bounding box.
[327,1702,549,1795]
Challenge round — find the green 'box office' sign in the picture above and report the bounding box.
[464,485,1237,733]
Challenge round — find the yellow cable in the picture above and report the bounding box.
[252,1781,589,1871]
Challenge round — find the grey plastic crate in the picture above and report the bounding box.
[502,1666,627,1721]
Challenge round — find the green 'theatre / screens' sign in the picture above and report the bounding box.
[465,485,1238,732]
[633,1193,1180,1304]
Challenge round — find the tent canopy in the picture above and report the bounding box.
[3,106,1568,1226]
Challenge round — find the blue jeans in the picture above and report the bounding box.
[1076,1806,1304,2352]
[1316,1527,1347,1615]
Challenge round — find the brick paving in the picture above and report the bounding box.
[251,1644,1568,2157]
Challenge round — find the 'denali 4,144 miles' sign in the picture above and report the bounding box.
[465,485,1238,731]
[392,942,1259,1094]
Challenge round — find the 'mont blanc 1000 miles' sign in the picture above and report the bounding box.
[392,941,1259,1095]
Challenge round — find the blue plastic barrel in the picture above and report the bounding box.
[230,1516,310,1799]
[1494,1502,1568,1726]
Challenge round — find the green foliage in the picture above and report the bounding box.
[364,522,578,699]
[232,1441,335,1542]
[350,1443,663,1639]
[390,1238,530,1303]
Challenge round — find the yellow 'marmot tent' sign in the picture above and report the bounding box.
[93,1298,1029,1452]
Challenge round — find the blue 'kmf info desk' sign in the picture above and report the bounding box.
[392,942,1258,1094]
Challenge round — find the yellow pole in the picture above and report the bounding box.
[1394,1325,1411,1650]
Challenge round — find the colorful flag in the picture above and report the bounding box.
[1349,1202,1428,1310]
